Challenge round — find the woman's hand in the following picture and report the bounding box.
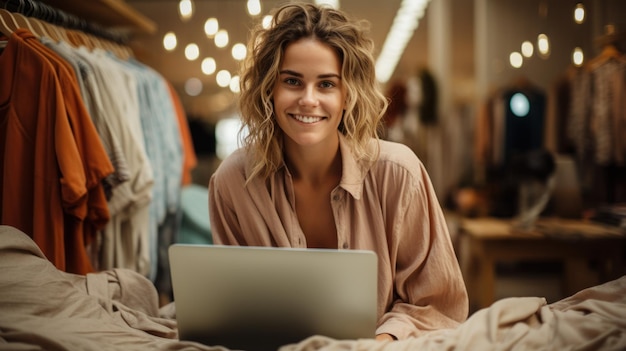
[375,333,396,341]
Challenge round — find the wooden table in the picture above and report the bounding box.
[459,217,625,311]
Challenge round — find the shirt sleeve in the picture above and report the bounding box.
[376,160,469,339]
[208,152,250,246]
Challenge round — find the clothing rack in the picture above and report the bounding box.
[1,0,128,44]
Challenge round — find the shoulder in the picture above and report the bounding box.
[210,148,249,189]
[373,139,424,177]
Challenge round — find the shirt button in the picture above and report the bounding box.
[333,194,340,201]
[342,242,349,249]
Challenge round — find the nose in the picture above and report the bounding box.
[299,86,319,107]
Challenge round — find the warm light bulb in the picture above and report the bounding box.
[216,70,232,87]
[179,0,193,21]
[185,43,200,61]
[574,3,585,24]
[572,47,584,66]
[537,33,550,58]
[204,18,219,37]
[262,15,273,29]
[184,77,202,96]
[230,75,241,93]
[521,41,534,58]
[215,30,229,48]
[509,52,523,68]
[231,43,247,60]
[247,0,261,16]
[201,57,216,75]
[163,32,177,51]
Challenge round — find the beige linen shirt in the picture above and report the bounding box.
[208,133,468,339]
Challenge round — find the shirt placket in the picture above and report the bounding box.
[331,188,350,249]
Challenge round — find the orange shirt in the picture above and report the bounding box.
[167,82,197,186]
[0,29,113,274]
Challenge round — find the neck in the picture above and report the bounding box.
[284,137,342,186]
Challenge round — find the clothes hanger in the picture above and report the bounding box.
[0,9,19,35]
[20,0,54,40]
[587,24,625,70]
[12,11,39,35]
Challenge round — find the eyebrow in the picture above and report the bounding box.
[279,69,341,79]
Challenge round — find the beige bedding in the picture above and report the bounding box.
[1,225,625,351]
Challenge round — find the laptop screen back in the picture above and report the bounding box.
[169,244,378,351]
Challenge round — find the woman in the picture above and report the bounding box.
[208,2,468,340]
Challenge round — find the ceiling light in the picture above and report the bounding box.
[204,18,219,37]
[202,57,217,75]
[230,75,241,93]
[247,0,261,16]
[521,41,533,57]
[185,43,200,61]
[216,70,232,87]
[231,43,247,60]
[509,52,523,68]
[262,15,273,29]
[375,0,431,83]
[179,0,193,21]
[572,47,584,66]
[215,29,229,48]
[537,33,550,58]
[574,3,585,24]
[184,77,202,96]
[163,32,177,51]
[314,0,339,8]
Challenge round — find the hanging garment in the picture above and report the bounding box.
[0,29,114,274]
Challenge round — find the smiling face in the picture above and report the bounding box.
[273,38,346,152]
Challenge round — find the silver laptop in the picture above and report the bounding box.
[169,244,378,351]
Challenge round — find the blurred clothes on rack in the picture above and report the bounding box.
[0,4,197,286]
[547,35,626,209]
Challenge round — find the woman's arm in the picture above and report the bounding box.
[376,160,469,339]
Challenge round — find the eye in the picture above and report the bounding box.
[284,77,300,86]
[319,80,335,89]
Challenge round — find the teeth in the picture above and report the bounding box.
[293,114,322,124]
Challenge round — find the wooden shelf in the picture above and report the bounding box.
[40,0,156,35]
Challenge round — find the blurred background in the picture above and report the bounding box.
[2,0,625,312]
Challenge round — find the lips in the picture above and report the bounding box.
[291,114,324,124]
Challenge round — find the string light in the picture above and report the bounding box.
[247,0,261,16]
[574,3,585,24]
[163,32,177,51]
[572,47,584,66]
[521,41,534,57]
[231,43,247,60]
[184,77,202,96]
[509,51,523,68]
[184,43,200,61]
[204,18,219,38]
[178,0,193,21]
[216,70,232,87]
[262,15,273,29]
[537,33,550,58]
[201,57,217,75]
[215,29,229,48]
[230,75,241,93]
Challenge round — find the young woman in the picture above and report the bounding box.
[208,2,468,341]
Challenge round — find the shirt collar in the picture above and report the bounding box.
[338,133,370,200]
[245,132,372,200]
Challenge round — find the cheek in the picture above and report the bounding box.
[272,90,293,111]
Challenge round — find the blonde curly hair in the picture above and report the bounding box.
[238,2,388,181]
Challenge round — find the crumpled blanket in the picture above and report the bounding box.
[281,274,626,351]
[0,225,223,351]
[1,225,625,351]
